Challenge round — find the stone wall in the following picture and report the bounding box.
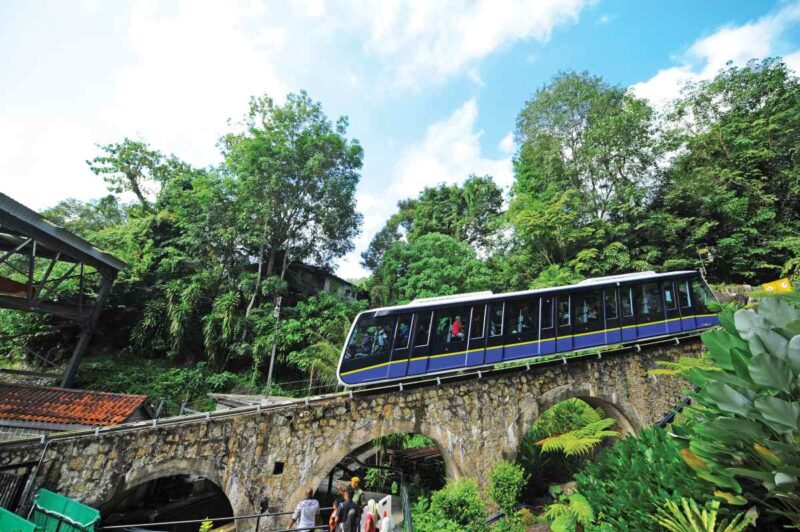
[0,339,703,531]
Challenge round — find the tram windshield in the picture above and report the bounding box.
[345,315,395,359]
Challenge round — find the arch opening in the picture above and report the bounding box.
[516,396,631,505]
[101,474,235,531]
[308,432,448,531]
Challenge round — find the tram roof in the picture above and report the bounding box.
[369,270,698,315]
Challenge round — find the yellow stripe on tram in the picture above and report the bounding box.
[341,313,716,377]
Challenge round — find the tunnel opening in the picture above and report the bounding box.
[313,432,447,530]
[517,396,629,507]
[101,474,234,531]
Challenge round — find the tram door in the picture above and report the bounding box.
[387,314,413,379]
[634,282,668,339]
[465,304,487,368]
[406,311,432,377]
[662,281,682,334]
[619,285,637,342]
[485,303,505,364]
[539,296,556,356]
[503,298,539,360]
[555,294,573,353]
[603,288,621,344]
[572,290,604,350]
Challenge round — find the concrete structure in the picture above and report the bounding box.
[0,340,702,530]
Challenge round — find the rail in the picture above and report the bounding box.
[98,508,333,531]
[0,331,703,449]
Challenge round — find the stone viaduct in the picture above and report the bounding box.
[0,340,702,530]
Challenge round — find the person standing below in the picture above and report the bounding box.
[336,489,359,532]
[363,499,379,532]
[289,488,320,532]
[347,477,364,507]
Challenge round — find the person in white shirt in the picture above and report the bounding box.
[289,488,320,531]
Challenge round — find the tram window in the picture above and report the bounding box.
[506,299,535,334]
[469,305,485,339]
[413,312,432,347]
[558,297,570,327]
[434,306,469,344]
[490,305,504,337]
[604,290,618,320]
[574,291,601,326]
[621,287,634,317]
[678,281,692,308]
[638,283,664,316]
[395,315,412,349]
[541,296,554,329]
[664,283,677,310]
[692,280,715,311]
[346,315,396,358]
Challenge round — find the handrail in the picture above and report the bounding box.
[98,507,333,530]
[0,331,703,449]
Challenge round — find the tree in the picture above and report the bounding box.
[509,71,661,280]
[221,91,363,316]
[87,138,184,212]
[649,58,800,283]
[369,233,492,306]
[362,176,503,272]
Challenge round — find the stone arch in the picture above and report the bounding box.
[505,382,644,463]
[285,421,458,511]
[100,457,240,529]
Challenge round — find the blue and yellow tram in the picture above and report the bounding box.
[337,270,718,387]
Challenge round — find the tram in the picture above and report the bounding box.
[337,270,718,387]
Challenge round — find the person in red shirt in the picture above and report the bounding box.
[451,315,464,340]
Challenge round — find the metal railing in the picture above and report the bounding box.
[98,507,333,531]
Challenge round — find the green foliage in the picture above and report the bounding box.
[369,232,492,306]
[412,479,487,532]
[574,427,715,531]
[488,461,526,515]
[535,403,618,458]
[673,296,800,527]
[653,498,757,532]
[74,354,249,413]
[545,492,596,532]
[198,519,213,532]
[518,398,611,498]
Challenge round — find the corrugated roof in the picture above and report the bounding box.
[0,384,147,427]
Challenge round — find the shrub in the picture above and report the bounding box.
[652,498,757,532]
[412,479,487,532]
[489,461,526,514]
[574,426,714,531]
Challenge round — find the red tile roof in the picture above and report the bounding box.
[0,384,147,427]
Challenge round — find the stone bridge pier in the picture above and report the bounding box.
[0,340,702,530]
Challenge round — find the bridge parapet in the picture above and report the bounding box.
[0,339,704,530]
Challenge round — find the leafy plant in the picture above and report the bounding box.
[672,297,800,527]
[198,518,213,532]
[412,479,487,532]
[574,427,715,531]
[488,461,526,515]
[653,498,757,532]
[544,492,595,532]
[536,409,618,457]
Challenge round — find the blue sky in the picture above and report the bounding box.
[2,0,800,278]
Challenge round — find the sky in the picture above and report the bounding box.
[2,0,800,279]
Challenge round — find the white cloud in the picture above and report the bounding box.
[336,98,512,279]
[498,132,515,154]
[349,0,591,89]
[104,0,288,168]
[632,2,800,107]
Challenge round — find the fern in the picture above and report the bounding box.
[546,492,595,530]
[649,355,719,377]
[653,498,757,532]
[536,404,619,457]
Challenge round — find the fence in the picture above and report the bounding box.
[0,460,37,512]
